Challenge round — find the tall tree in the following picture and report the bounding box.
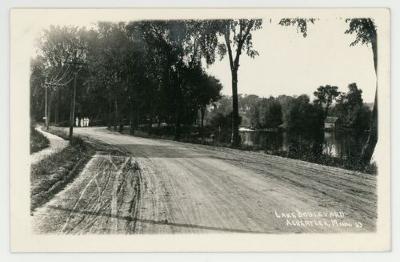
[333,83,370,132]
[190,71,222,129]
[131,20,225,139]
[287,94,324,134]
[258,97,283,129]
[210,19,263,146]
[313,85,340,118]
[137,21,191,139]
[92,22,134,131]
[30,56,47,122]
[345,18,378,164]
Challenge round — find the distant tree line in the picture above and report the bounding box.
[205,82,371,142]
[279,17,378,168]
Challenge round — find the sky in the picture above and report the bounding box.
[30,15,376,103]
[205,19,376,103]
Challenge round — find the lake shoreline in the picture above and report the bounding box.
[108,127,377,175]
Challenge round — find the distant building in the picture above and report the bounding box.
[324,116,340,131]
[239,127,255,132]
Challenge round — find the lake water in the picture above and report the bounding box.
[240,130,368,161]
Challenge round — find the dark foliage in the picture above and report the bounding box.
[332,83,371,133]
[30,21,225,141]
[287,95,325,134]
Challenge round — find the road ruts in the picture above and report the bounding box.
[60,127,376,234]
[32,154,141,234]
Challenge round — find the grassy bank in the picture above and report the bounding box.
[30,127,50,154]
[30,136,94,212]
[31,127,130,212]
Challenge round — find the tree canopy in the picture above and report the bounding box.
[31,21,225,139]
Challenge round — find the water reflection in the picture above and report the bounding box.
[240,129,368,161]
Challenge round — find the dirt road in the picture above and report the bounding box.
[32,127,376,234]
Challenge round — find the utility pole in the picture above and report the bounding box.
[69,71,77,139]
[44,80,49,130]
[65,60,85,140]
[44,60,85,141]
[44,77,74,132]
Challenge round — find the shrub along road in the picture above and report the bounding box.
[32,127,376,234]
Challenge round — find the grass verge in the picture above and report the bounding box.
[30,137,94,212]
[30,127,50,154]
[31,127,129,212]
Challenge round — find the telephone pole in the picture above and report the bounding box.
[44,80,48,130]
[69,71,77,139]
[44,77,74,131]
[65,60,85,140]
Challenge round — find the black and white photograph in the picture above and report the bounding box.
[9,8,391,252]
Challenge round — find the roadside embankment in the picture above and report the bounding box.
[31,126,135,214]
[30,126,68,165]
[30,126,50,154]
[30,136,94,212]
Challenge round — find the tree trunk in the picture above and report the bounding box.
[47,98,52,128]
[175,112,181,141]
[360,35,378,165]
[224,26,241,148]
[136,106,140,130]
[54,89,59,126]
[129,98,135,135]
[44,83,49,130]
[114,99,118,131]
[69,72,77,140]
[107,100,112,129]
[148,115,153,135]
[324,103,330,119]
[200,107,205,129]
[231,69,240,147]
[174,70,183,141]
[200,107,205,143]
[360,89,377,164]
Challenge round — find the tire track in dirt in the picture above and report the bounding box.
[34,127,377,234]
[32,153,141,234]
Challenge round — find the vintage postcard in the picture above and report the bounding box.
[10,8,390,252]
